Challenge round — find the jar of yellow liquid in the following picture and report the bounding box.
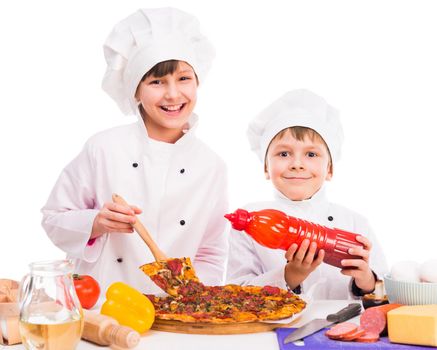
[18,260,84,350]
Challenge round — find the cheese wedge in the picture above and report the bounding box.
[388,305,437,347]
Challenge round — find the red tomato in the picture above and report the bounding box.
[73,274,100,309]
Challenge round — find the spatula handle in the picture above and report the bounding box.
[112,193,167,261]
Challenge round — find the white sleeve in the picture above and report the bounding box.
[193,163,229,286]
[41,141,107,262]
[226,229,288,289]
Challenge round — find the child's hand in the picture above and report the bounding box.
[91,202,142,239]
[284,239,325,290]
[340,235,375,293]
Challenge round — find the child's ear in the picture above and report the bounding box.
[264,162,270,179]
[134,82,142,101]
[325,163,333,181]
[264,160,270,180]
[264,170,270,180]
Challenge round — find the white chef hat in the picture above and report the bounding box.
[247,89,344,165]
[102,7,215,115]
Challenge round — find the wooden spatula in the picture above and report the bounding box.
[112,193,167,261]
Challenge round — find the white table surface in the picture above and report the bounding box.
[6,300,359,350]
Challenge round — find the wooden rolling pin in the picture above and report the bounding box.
[112,193,167,261]
[82,310,140,348]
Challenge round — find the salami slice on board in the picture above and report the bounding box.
[355,331,380,343]
[341,327,366,341]
[360,303,402,335]
[325,322,358,339]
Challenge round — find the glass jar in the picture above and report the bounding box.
[18,260,83,350]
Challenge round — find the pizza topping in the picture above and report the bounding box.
[167,258,183,276]
[184,304,194,314]
[261,285,281,296]
[243,300,261,312]
[169,301,178,311]
[151,275,169,291]
[179,280,205,296]
[264,299,278,310]
[201,293,213,302]
[208,286,223,296]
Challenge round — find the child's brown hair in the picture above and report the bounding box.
[139,59,199,82]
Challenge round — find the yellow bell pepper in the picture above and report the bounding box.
[100,282,155,333]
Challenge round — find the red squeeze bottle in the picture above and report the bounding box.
[225,208,363,269]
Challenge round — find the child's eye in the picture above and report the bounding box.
[279,151,289,157]
[180,76,191,81]
[149,79,162,85]
[307,152,317,157]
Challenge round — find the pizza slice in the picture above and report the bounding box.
[140,257,201,297]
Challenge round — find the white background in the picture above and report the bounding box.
[1,0,436,281]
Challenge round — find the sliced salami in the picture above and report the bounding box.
[355,331,380,343]
[341,327,366,341]
[360,303,402,335]
[325,322,358,339]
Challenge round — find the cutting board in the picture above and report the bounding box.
[276,328,434,349]
[152,315,302,335]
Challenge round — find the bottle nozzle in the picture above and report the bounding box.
[224,209,250,231]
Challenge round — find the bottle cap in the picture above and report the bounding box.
[224,209,250,230]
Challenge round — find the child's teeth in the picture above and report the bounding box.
[163,104,182,111]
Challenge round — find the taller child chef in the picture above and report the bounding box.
[41,8,229,295]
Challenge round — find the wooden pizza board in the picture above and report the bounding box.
[151,315,302,334]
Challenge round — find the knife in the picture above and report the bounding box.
[283,302,362,344]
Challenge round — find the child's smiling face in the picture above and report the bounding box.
[135,61,198,143]
[265,130,332,201]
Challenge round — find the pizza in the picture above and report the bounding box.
[146,281,306,323]
[140,257,199,297]
[141,257,306,323]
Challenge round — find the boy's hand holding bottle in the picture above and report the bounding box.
[284,235,376,293]
[284,239,325,290]
[340,235,376,293]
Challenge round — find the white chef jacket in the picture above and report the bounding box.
[226,187,388,300]
[41,114,228,295]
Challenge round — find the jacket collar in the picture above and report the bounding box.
[135,112,199,147]
[273,184,328,211]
